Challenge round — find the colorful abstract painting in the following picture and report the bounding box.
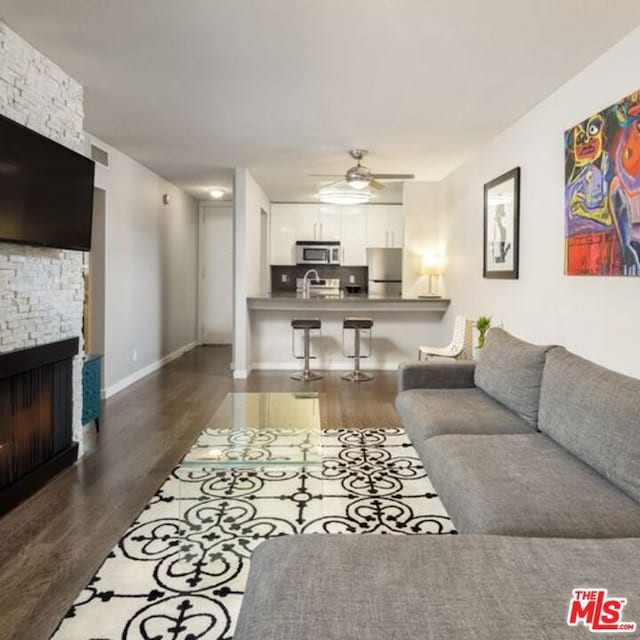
[565,90,640,276]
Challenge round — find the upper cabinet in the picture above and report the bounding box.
[317,205,341,242]
[270,204,299,266]
[365,205,403,248]
[339,206,367,266]
[270,203,403,266]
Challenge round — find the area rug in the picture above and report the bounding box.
[52,428,454,640]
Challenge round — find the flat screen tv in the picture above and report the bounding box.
[0,113,95,251]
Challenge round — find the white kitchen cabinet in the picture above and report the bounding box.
[271,202,402,265]
[365,205,403,248]
[293,204,317,241]
[385,205,404,248]
[270,204,339,265]
[296,204,341,242]
[270,204,299,265]
[365,207,388,248]
[317,205,341,241]
[340,206,367,265]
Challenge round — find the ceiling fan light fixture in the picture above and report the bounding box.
[318,189,371,205]
[348,177,370,190]
[346,164,371,190]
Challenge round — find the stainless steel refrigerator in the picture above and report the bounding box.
[367,248,403,297]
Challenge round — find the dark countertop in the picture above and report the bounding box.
[247,292,450,312]
[252,292,448,301]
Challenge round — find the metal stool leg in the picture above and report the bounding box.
[291,326,323,382]
[342,326,373,382]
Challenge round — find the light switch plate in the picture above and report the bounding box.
[282,274,288,282]
[349,274,355,283]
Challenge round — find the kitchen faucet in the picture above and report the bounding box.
[301,269,320,298]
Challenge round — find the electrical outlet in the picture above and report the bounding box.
[349,274,355,284]
[281,274,288,282]
[132,348,138,362]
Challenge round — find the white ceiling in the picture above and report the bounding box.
[2,1,640,203]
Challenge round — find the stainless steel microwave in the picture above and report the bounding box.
[296,241,341,265]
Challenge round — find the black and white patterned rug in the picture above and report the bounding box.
[52,428,454,640]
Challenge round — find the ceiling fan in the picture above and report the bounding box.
[311,149,415,190]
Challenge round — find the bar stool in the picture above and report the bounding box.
[342,317,374,382]
[291,318,323,382]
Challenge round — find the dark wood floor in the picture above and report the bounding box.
[0,346,401,640]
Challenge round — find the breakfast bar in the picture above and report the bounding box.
[247,293,451,372]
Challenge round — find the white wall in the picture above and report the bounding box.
[440,25,640,378]
[245,171,271,298]
[92,138,199,395]
[233,167,270,377]
[402,181,447,302]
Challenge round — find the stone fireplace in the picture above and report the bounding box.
[0,21,87,480]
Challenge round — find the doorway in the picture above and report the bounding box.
[199,204,233,344]
[84,187,106,354]
[260,207,269,294]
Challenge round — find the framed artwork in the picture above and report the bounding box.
[483,167,520,279]
[565,90,640,276]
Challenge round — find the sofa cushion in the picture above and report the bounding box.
[539,347,640,503]
[421,433,640,537]
[474,328,553,425]
[234,534,640,640]
[396,388,533,456]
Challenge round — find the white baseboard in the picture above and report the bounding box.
[250,361,400,371]
[103,341,198,399]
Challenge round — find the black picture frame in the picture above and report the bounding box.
[483,167,520,279]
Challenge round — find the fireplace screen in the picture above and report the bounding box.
[0,338,78,502]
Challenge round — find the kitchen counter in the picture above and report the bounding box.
[248,292,450,312]
[247,293,450,371]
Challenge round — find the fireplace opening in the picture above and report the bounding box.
[0,338,79,515]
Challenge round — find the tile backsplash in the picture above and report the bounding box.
[271,266,369,293]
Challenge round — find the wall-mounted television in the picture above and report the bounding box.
[0,113,95,251]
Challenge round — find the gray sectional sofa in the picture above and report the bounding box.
[397,328,640,538]
[234,328,640,639]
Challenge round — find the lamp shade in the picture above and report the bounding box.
[421,252,443,275]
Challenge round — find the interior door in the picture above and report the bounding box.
[200,205,233,344]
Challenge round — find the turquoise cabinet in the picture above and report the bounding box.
[82,353,103,432]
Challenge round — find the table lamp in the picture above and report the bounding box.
[419,252,443,298]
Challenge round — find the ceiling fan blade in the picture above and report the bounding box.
[371,173,415,180]
[369,179,385,190]
[319,179,345,189]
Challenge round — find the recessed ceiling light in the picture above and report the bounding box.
[209,188,225,199]
[318,190,371,205]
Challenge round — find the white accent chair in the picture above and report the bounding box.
[418,316,473,361]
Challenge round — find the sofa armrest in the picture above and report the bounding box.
[398,361,476,392]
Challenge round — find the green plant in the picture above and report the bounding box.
[475,315,492,349]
